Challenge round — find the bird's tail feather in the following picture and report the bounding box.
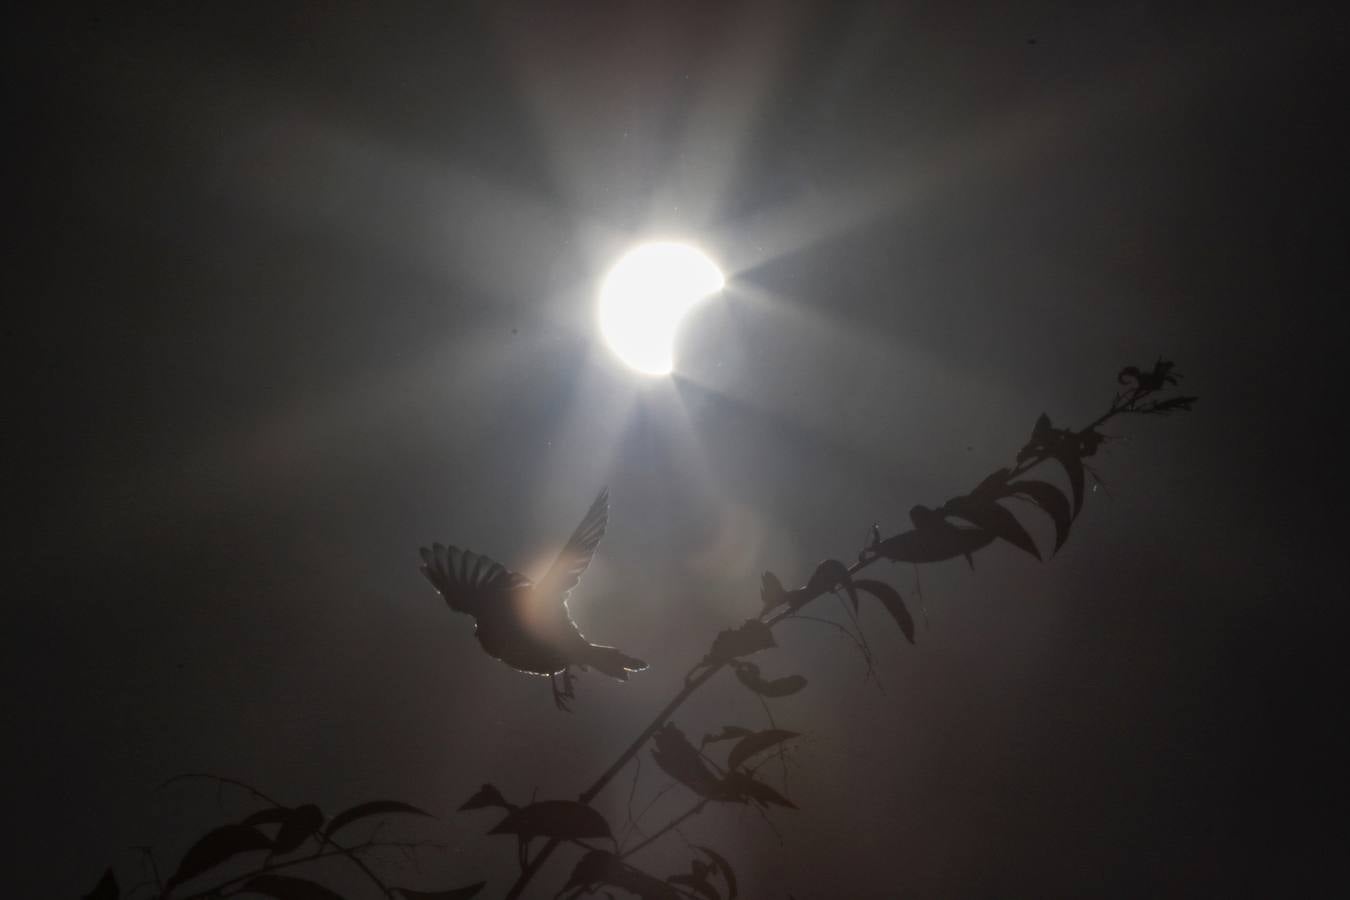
[584,644,648,680]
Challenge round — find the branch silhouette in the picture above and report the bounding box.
[500,359,1196,899]
[86,359,1195,900]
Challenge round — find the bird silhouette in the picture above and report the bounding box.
[418,488,647,709]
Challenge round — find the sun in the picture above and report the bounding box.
[598,242,725,375]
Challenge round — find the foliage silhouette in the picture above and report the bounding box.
[87,360,1194,899]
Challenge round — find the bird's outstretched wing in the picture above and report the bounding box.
[419,543,530,616]
[533,488,609,610]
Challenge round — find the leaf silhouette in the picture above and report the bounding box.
[239,806,293,828]
[719,771,796,808]
[727,729,800,772]
[165,824,273,890]
[706,619,776,662]
[943,497,1041,560]
[564,851,683,900]
[83,867,117,900]
[732,661,808,697]
[669,862,721,900]
[323,800,431,837]
[1054,448,1086,516]
[875,525,994,564]
[806,558,856,609]
[971,467,1013,498]
[489,800,611,840]
[272,803,323,855]
[652,722,722,798]
[760,571,786,610]
[398,883,487,900]
[853,578,915,643]
[1079,428,1105,457]
[695,846,738,898]
[1018,412,1055,463]
[458,783,514,812]
[242,874,345,900]
[1007,479,1072,552]
[1119,358,1179,391]
[1148,394,1198,414]
[702,725,754,746]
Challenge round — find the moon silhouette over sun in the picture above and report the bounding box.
[598,242,725,375]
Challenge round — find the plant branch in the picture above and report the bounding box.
[500,377,1186,898]
[162,774,403,900]
[619,800,708,862]
[173,838,442,900]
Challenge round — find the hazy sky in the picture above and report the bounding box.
[21,3,1342,897]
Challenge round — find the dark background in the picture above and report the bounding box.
[17,2,1344,897]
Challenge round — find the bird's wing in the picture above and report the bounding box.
[419,543,530,616]
[532,488,609,611]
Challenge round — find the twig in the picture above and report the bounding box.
[455,375,1190,899]
[174,839,440,900]
[162,774,401,900]
[619,800,707,861]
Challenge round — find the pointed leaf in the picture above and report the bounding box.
[806,558,855,609]
[1148,394,1198,414]
[1054,449,1086,516]
[1078,428,1105,456]
[652,722,722,797]
[489,800,611,840]
[564,851,681,900]
[853,578,915,643]
[1007,479,1072,552]
[668,871,721,900]
[324,800,431,837]
[272,804,323,855]
[239,806,293,828]
[83,868,118,900]
[458,783,513,812]
[720,772,796,808]
[696,846,738,899]
[876,526,994,564]
[760,571,786,610]
[398,883,487,900]
[563,850,616,895]
[706,619,776,662]
[727,729,800,772]
[702,725,754,746]
[731,661,807,697]
[165,824,273,890]
[1018,413,1055,462]
[943,497,1041,560]
[243,874,345,900]
[908,504,943,529]
[971,467,1012,499]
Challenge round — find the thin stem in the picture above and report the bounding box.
[504,395,1149,898]
[162,774,399,900]
[619,800,707,861]
[507,661,724,898]
[175,839,438,900]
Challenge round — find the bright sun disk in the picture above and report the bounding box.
[598,242,724,375]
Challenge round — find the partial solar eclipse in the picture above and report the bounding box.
[598,242,725,375]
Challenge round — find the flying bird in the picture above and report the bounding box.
[418,488,647,709]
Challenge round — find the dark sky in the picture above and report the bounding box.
[19,2,1344,897]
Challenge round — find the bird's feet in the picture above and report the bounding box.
[551,667,577,712]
